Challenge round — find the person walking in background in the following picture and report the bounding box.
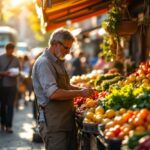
[32,28,95,150]
[0,43,20,133]
[71,50,84,76]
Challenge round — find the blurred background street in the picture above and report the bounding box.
[0,100,44,150]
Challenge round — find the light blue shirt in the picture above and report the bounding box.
[32,49,59,107]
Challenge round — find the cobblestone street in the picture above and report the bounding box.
[0,100,44,150]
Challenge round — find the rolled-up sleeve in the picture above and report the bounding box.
[37,59,58,98]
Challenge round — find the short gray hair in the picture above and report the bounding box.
[48,28,75,46]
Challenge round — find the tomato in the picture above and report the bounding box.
[118,131,125,140]
[113,125,122,136]
[137,108,149,120]
[105,131,116,139]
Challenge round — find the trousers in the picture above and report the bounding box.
[0,86,17,128]
[39,122,78,150]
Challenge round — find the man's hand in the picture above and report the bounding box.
[0,71,10,76]
[80,88,95,98]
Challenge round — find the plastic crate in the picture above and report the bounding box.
[83,123,98,134]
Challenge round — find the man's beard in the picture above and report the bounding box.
[55,48,65,60]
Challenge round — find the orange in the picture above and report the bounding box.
[119,108,127,115]
[105,121,115,129]
[85,111,95,120]
[142,79,150,84]
[94,114,103,123]
[146,112,150,123]
[83,117,93,123]
[146,73,150,78]
[135,126,146,133]
[128,74,136,82]
[133,117,144,126]
[137,108,149,120]
[105,109,116,119]
[85,99,97,108]
[102,118,111,125]
[122,111,133,123]
[95,106,105,115]
[114,116,123,125]
[146,124,150,130]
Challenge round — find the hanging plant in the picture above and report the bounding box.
[101,0,122,61]
[101,0,138,62]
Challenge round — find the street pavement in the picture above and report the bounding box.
[0,100,45,150]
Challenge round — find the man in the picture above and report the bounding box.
[32,29,95,150]
[0,43,20,133]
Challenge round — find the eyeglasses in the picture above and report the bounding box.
[58,41,70,51]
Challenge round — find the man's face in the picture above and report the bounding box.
[54,40,73,60]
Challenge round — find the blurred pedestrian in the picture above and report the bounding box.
[71,50,84,76]
[0,43,20,133]
[32,28,95,150]
[94,53,106,70]
[22,55,32,104]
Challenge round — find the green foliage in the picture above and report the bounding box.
[103,6,121,36]
[100,35,115,61]
[101,0,122,61]
[102,84,150,110]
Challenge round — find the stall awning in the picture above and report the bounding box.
[36,0,111,32]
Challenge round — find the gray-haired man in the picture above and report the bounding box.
[32,28,94,150]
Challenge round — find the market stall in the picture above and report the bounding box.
[35,0,150,149]
[72,60,150,150]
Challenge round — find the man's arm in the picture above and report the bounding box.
[69,84,81,90]
[0,71,10,76]
[49,88,94,101]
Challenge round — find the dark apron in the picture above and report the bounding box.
[40,60,77,150]
[44,60,75,132]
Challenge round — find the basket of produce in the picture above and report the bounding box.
[97,124,122,150]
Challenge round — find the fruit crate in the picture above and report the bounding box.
[97,124,123,150]
[83,123,99,135]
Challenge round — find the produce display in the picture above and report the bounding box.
[72,60,150,149]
